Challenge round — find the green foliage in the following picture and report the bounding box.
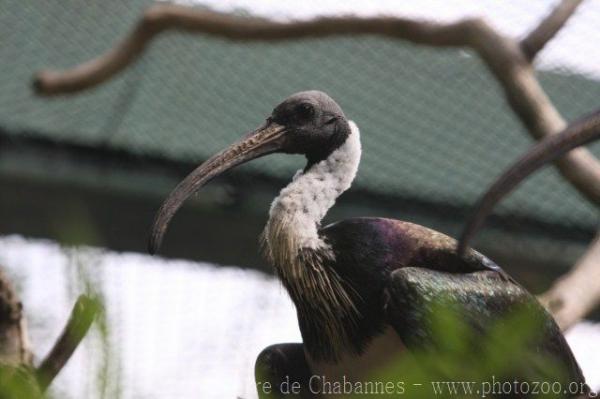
[369,304,569,399]
[61,248,121,399]
[0,244,117,399]
[0,367,41,399]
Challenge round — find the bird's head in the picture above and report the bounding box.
[148,90,351,254]
[270,90,351,166]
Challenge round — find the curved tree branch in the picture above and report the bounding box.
[35,295,100,392]
[32,5,491,95]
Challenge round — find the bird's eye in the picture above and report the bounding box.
[297,103,315,119]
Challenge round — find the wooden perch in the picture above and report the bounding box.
[35,295,100,392]
[32,1,599,327]
[539,234,600,330]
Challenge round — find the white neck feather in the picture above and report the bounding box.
[263,121,361,266]
[262,122,362,360]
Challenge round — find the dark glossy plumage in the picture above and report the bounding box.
[318,217,583,381]
[322,217,502,275]
[386,268,584,384]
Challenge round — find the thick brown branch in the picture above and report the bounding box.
[539,234,600,330]
[432,18,600,207]
[33,4,482,95]
[520,0,584,61]
[35,295,100,391]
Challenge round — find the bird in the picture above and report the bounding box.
[148,91,586,397]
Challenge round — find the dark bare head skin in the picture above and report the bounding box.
[457,108,600,256]
[148,90,352,254]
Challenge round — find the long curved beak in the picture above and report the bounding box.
[457,109,600,256]
[148,121,287,254]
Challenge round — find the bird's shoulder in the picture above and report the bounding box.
[319,217,502,275]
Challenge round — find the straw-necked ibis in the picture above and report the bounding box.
[148,91,588,397]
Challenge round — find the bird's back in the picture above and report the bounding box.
[320,217,586,388]
[321,217,500,275]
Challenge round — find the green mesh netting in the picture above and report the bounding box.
[1,0,599,231]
